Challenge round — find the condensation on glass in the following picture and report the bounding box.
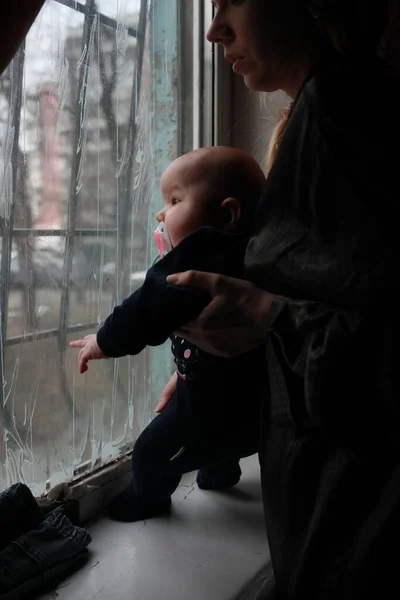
[0,0,194,495]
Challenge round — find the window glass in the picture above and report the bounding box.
[0,0,198,494]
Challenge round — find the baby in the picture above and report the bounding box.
[70,146,266,522]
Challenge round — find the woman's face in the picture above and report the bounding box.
[207,0,314,97]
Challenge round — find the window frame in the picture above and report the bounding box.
[0,0,215,506]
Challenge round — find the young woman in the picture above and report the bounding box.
[165,1,400,597]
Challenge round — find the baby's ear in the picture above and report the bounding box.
[220,197,241,232]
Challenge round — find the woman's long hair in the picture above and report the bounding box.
[265,105,291,175]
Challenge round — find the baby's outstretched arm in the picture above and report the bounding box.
[69,334,108,374]
[69,230,248,370]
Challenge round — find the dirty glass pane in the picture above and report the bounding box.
[0,0,191,494]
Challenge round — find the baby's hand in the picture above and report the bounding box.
[69,334,108,374]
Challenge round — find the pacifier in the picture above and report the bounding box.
[153,221,172,259]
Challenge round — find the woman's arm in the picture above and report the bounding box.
[169,270,400,456]
[167,271,274,356]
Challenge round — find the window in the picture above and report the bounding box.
[0,0,212,495]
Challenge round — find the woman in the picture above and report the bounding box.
[163,1,400,598]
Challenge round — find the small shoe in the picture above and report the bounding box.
[108,487,172,522]
[196,468,241,491]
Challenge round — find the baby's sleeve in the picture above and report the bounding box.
[97,227,247,357]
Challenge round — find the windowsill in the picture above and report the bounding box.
[38,455,274,600]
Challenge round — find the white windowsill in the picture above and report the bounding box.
[38,455,274,600]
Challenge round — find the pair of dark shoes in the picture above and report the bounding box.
[108,463,242,523]
[196,462,241,491]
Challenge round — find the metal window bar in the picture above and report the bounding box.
[54,0,138,38]
[116,0,148,303]
[6,322,100,347]
[12,228,118,237]
[0,45,26,341]
[0,43,26,426]
[57,0,101,412]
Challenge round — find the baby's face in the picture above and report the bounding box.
[157,155,218,248]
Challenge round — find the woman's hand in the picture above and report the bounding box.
[155,371,177,413]
[69,334,108,374]
[167,271,275,357]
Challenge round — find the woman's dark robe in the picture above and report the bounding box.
[245,55,400,599]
